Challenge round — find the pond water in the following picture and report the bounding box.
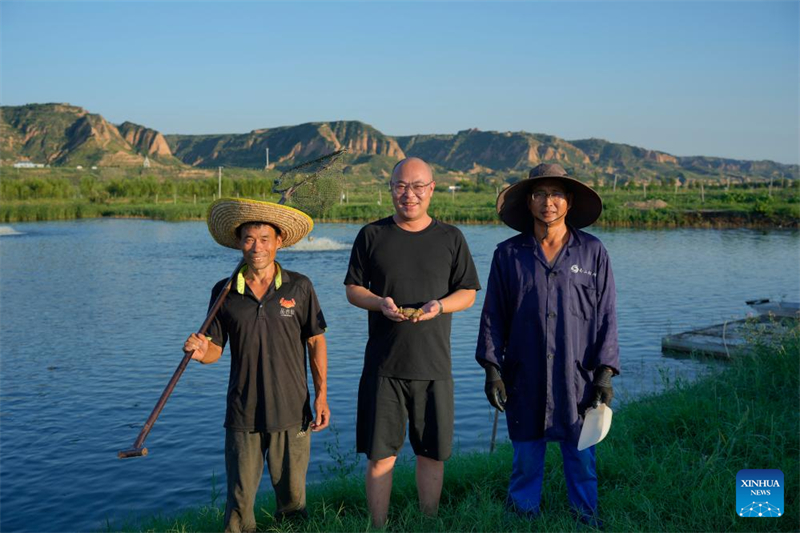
[0,220,797,532]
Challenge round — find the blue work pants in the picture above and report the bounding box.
[508,439,597,518]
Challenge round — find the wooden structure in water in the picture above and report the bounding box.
[661,300,799,359]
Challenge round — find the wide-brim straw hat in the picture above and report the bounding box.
[497,163,602,231]
[207,198,313,249]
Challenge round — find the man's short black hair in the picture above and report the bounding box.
[235,221,281,240]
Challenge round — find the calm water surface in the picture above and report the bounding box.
[0,220,798,532]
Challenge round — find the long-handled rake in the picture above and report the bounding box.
[118,258,245,458]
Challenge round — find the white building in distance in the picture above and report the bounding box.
[13,160,45,168]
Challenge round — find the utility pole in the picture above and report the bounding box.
[265,148,270,170]
[218,167,223,198]
[613,174,618,192]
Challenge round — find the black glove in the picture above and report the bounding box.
[590,366,615,407]
[484,365,507,412]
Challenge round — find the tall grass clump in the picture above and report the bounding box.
[0,200,106,222]
[118,325,798,532]
[97,203,210,222]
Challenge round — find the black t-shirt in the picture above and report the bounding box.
[344,217,481,380]
[207,264,326,432]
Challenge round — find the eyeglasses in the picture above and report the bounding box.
[390,180,433,196]
[531,190,567,202]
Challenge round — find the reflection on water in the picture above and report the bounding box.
[0,220,798,532]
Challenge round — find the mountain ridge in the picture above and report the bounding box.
[2,103,796,182]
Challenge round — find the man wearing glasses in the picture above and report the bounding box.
[344,157,481,527]
[475,163,619,528]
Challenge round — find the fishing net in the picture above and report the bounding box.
[273,149,347,217]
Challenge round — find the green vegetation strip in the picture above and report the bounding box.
[117,327,799,532]
[2,196,798,228]
[1,173,798,227]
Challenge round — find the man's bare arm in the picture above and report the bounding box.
[345,284,406,322]
[440,288,477,314]
[307,333,330,431]
[413,288,477,322]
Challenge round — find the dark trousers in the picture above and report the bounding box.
[224,427,310,533]
[508,439,597,519]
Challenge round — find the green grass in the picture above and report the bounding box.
[1,171,798,226]
[0,200,211,223]
[116,325,799,532]
[3,193,797,227]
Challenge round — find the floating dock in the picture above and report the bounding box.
[661,300,799,359]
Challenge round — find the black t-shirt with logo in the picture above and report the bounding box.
[344,217,481,380]
[207,265,326,432]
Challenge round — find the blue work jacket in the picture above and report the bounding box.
[475,227,619,443]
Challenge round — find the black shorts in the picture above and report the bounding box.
[356,375,454,461]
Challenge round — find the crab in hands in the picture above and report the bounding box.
[397,307,425,320]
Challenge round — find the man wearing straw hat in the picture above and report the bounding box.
[345,157,481,527]
[475,163,619,527]
[183,198,330,532]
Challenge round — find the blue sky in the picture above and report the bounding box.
[2,1,798,163]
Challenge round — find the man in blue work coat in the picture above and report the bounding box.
[475,163,619,526]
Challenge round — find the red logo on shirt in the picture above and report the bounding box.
[279,298,296,308]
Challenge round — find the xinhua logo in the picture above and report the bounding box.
[737,469,783,517]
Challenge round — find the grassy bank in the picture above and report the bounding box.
[2,195,798,228]
[119,326,799,532]
[1,172,798,227]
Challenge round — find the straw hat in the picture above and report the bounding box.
[207,198,313,249]
[497,163,602,231]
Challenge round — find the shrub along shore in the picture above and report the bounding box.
[118,327,799,532]
[1,196,798,228]
[1,172,798,227]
